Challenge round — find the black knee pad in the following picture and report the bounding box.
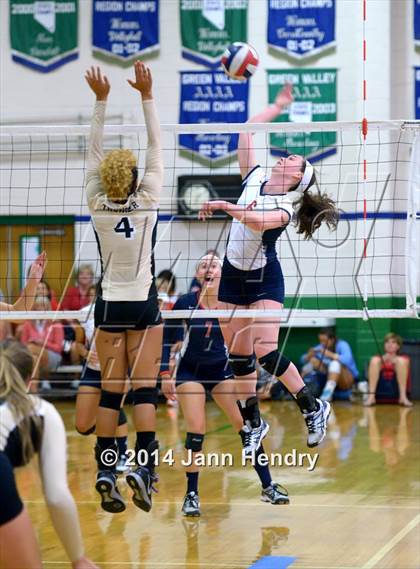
[132,387,158,408]
[118,408,127,426]
[259,350,291,377]
[185,432,205,452]
[99,390,124,411]
[76,424,96,436]
[229,353,256,377]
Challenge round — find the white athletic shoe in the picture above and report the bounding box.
[240,419,270,459]
[261,482,290,505]
[304,399,331,448]
[182,491,201,517]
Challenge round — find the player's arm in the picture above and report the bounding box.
[0,252,47,315]
[85,66,110,198]
[238,83,293,179]
[128,61,163,203]
[199,200,290,231]
[39,402,98,568]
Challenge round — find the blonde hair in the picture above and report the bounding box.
[99,149,137,200]
[0,342,42,463]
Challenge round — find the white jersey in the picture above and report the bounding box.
[226,166,295,271]
[79,303,100,371]
[86,100,163,302]
[0,397,84,562]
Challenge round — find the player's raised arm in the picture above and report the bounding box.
[238,83,293,179]
[0,252,47,314]
[128,61,163,203]
[85,66,110,192]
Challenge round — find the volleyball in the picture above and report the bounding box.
[220,42,259,81]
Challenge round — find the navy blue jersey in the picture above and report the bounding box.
[161,292,228,370]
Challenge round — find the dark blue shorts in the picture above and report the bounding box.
[79,366,101,389]
[94,283,162,333]
[176,358,233,392]
[218,257,285,305]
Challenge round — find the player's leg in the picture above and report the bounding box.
[219,303,268,456]
[365,356,382,406]
[395,356,413,407]
[177,381,206,517]
[26,342,49,393]
[212,379,289,505]
[125,324,163,512]
[252,299,330,448]
[94,329,128,513]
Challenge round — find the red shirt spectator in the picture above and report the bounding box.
[61,265,95,311]
[21,320,64,355]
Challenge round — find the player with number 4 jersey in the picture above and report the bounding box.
[85,63,163,515]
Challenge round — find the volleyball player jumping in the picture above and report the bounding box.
[199,84,338,456]
[162,253,289,517]
[85,63,163,513]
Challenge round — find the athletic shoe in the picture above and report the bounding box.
[240,419,270,459]
[115,454,130,474]
[95,470,126,513]
[304,399,331,448]
[261,482,290,505]
[126,466,158,512]
[182,491,201,517]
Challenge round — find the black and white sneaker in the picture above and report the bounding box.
[95,470,126,513]
[115,454,130,475]
[182,491,201,517]
[126,466,158,512]
[261,482,289,505]
[304,399,331,448]
[240,419,270,459]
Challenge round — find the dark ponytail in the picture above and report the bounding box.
[293,174,339,240]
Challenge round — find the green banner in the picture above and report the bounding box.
[267,68,337,162]
[10,0,78,72]
[180,0,248,68]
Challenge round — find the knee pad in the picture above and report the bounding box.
[185,432,205,452]
[132,387,158,408]
[259,350,291,377]
[76,424,96,436]
[99,390,124,411]
[118,408,127,426]
[328,360,341,374]
[229,353,256,377]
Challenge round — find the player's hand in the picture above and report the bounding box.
[72,556,99,569]
[85,66,110,101]
[127,61,153,100]
[198,200,228,221]
[28,251,47,283]
[170,341,183,357]
[274,83,293,110]
[87,348,100,368]
[161,375,177,402]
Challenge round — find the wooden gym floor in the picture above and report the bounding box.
[15,400,419,569]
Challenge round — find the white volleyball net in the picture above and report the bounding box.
[0,119,419,322]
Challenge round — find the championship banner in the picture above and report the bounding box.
[267,68,337,163]
[10,0,78,72]
[415,67,420,119]
[179,71,249,162]
[415,0,420,46]
[180,0,248,68]
[267,0,335,59]
[92,0,159,63]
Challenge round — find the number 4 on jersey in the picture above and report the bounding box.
[114,217,135,239]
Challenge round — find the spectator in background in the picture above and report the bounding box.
[301,327,359,402]
[364,333,412,407]
[36,279,59,310]
[20,296,64,392]
[156,269,178,308]
[189,249,220,293]
[61,264,95,311]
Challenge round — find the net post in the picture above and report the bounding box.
[405,132,420,317]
